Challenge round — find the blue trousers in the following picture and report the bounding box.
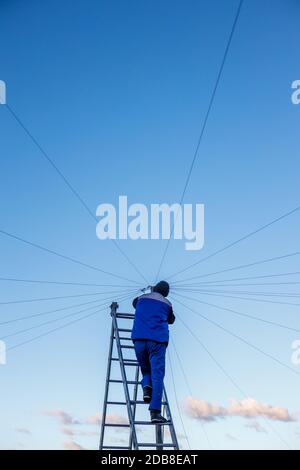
[133,340,166,412]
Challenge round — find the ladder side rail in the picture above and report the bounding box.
[129,366,140,449]
[99,321,115,449]
[155,423,163,451]
[111,303,139,450]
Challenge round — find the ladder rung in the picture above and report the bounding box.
[109,379,140,385]
[111,357,139,366]
[102,446,131,450]
[118,337,132,341]
[134,421,171,426]
[105,423,130,428]
[121,345,135,349]
[138,443,175,448]
[107,401,127,405]
[116,313,135,319]
[130,400,168,405]
[116,328,132,333]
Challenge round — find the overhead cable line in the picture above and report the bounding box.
[0,298,109,326]
[0,287,135,306]
[0,289,138,329]
[155,0,245,280]
[173,270,300,287]
[167,207,300,281]
[1,302,108,341]
[173,289,300,308]
[172,286,300,298]
[5,103,148,284]
[0,277,138,289]
[173,311,291,450]
[170,251,300,285]
[7,291,136,352]
[167,351,192,450]
[170,338,212,450]
[0,228,141,285]
[172,296,300,377]
[172,291,300,334]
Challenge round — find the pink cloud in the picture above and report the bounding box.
[44,410,80,425]
[184,396,294,423]
[86,412,127,426]
[63,440,85,450]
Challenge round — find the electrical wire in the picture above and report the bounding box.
[1,290,138,340]
[170,337,212,449]
[155,0,244,280]
[0,228,141,285]
[0,287,135,306]
[7,290,137,352]
[167,350,191,450]
[173,310,291,450]
[170,251,300,285]
[172,295,300,377]
[5,103,148,284]
[172,291,300,334]
[0,276,139,289]
[167,208,300,281]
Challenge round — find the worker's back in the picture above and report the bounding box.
[131,292,173,344]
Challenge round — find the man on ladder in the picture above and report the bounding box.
[131,281,175,424]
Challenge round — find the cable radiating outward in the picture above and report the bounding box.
[171,291,300,334]
[172,295,300,377]
[173,270,300,287]
[167,207,300,281]
[0,287,137,306]
[1,289,138,341]
[170,338,212,450]
[0,228,141,285]
[6,290,137,352]
[167,350,191,450]
[155,0,244,281]
[170,251,300,285]
[0,298,106,326]
[4,104,148,284]
[171,308,291,450]
[0,276,138,289]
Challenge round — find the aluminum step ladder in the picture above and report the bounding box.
[99,302,179,450]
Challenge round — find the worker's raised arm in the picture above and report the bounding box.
[167,307,175,325]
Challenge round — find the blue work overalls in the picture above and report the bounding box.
[131,292,174,412]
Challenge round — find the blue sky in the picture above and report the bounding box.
[0,0,300,450]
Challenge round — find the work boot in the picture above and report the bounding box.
[143,386,152,403]
[150,410,168,423]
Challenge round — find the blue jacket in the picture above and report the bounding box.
[131,292,175,344]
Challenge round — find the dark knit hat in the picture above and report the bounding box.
[153,280,170,297]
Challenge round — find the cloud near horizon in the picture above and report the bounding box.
[63,440,85,450]
[44,410,81,426]
[184,397,294,423]
[15,427,32,435]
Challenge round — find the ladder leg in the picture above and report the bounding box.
[99,322,114,450]
[155,424,163,450]
[129,366,139,449]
